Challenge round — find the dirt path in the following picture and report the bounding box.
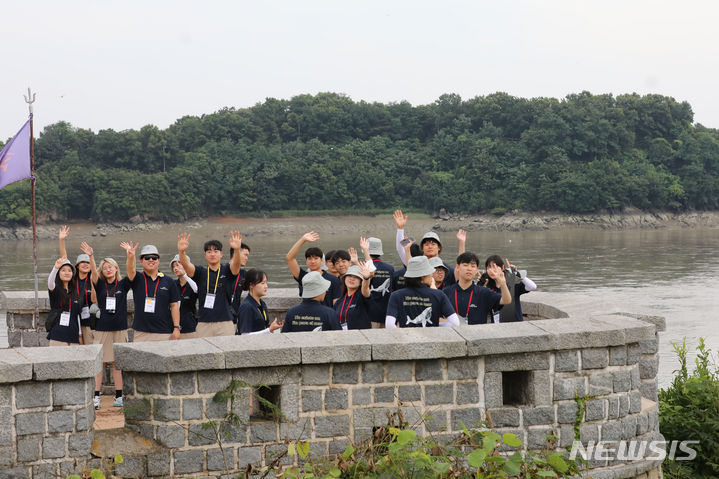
[94,396,125,430]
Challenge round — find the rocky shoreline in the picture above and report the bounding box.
[430,209,719,233]
[0,210,717,241]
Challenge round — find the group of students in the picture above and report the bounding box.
[44,210,536,408]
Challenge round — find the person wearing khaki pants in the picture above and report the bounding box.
[177,231,244,337]
[79,242,131,410]
[122,242,181,342]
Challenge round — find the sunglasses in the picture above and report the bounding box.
[141,255,160,261]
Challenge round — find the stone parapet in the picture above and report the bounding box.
[113,313,663,479]
[0,345,102,478]
[1,290,666,479]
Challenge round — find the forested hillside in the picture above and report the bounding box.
[1,91,718,222]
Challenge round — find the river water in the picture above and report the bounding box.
[1,216,717,388]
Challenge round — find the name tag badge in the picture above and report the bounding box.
[204,293,216,309]
[341,323,348,331]
[492,312,500,324]
[458,315,468,325]
[60,311,71,326]
[81,306,90,319]
[145,297,156,313]
[106,296,116,312]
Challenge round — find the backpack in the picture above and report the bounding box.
[45,309,61,332]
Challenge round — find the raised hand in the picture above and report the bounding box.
[348,247,359,265]
[58,225,70,240]
[358,261,373,279]
[54,257,66,269]
[393,209,408,229]
[302,231,320,243]
[487,263,506,285]
[80,242,93,256]
[120,241,138,258]
[177,233,190,253]
[456,229,467,242]
[359,236,370,252]
[505,258,516,270]
[228,230,243,250]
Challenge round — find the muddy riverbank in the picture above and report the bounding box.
[1,209,718,241]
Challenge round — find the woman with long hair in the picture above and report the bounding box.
[59,226,95,342]
[333,262,373,330]
[237,268,283,334]
[46,257,84,345]
[80,242,130,410]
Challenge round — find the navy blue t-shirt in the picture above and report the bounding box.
[129,272,180,333]
[386,286,455,328]
[282,299,342,332]
[75,275,94,327]
[228,268,246,318]
[238,295,270,334]
[175,279,198,334]
[295,269,342,307]
[333,292,372,330]
[192,264,237,323]
[392,267,407,291]
[442,283,502,325]
[93,277,131,331]
[47,287,83,343]
[368,259,394,322]
[479,271,524,323]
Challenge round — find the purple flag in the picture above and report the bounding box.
[0,120,32,190]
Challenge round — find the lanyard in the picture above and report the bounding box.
[181,285,187,296]
[232,272,241,295]
[77,277,90,303]
[339,292,355,324]
[143,273,161,298]
[207,267,220,295]
[105,279,117,297]
[60,285,70,312]
[260,306,268,326]
[455,289,474,318]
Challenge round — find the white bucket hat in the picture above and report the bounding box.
[140,245,160,258]
[368,237,383,256]
[341,265,365,281]
[302,271,331,299]
[420,231,442,248]
[169,254,189,270]
[75,254,90,265]
[404,256,435,278]
[428,256,449,272]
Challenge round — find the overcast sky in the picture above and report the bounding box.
[2,0,718,139]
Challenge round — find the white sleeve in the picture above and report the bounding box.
[77,317,82,335]
[385,315,398,329]
[48,266,58,291]
[440,313,460,327]
[395,229,407,266]
[249,328,271,335]
[183,274,198,293]
[521,276,537,292]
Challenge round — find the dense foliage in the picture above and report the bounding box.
[659,339,719,478]
[3,91,719,222]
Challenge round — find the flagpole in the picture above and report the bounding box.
[24,88,38,326]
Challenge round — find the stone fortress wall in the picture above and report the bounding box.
[1,290,665,479]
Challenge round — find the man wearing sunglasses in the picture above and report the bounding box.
[122,242,181,341]
[176,231,244,337]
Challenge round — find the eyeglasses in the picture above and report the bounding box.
[142,255,159,261]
